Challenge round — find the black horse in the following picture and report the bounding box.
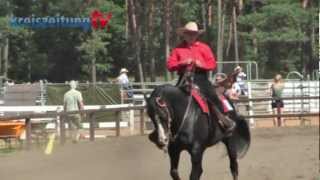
[146,84,250,180]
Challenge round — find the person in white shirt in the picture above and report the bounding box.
[117,68,133,98]
[63,80,84,143]
[234,66,248,95]
[117,68,129,85]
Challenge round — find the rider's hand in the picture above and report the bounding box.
[181,58,193,65]
[194,60,203,68]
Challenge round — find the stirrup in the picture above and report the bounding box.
[224,120,236,134]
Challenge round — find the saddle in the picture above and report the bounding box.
[183,85,233,114]
[180,69,239,114]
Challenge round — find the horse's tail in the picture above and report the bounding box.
[230,115,251,158]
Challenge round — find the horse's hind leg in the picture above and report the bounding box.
[168,144,182,180]
[224,140,238,180]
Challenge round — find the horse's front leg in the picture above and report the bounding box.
[168,144,182,180]
[189,144,205,180]
[224,139,239,180]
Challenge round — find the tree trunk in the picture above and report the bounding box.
[128,0,145,87]
[208,1,213,27]
[300,0,312,75]
[164,0,171,80]
[28,63,31,81]
[0,46,2,74]
[3,38,8,79]
[220,7,226,62]
[217,0,223,72]
[232,5,239,64]
[225,22,233,59]
[252,27,258,60]
[125,0,129,39]
[301,0,309,8]
[251,3,258,67]
[201,0,207,32]
[148,0,156,82]
[91,58,96,85]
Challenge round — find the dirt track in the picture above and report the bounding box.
[0,126,318,180]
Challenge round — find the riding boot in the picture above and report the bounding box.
[212,106,236,134]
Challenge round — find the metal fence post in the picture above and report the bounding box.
[116,111,120,137]
[89,112,95,141]
[25,118,31,150]
[276,103,282,127]
[299,79,304,125]
[60,114,66,145]
[140,109,145,135]
[247,81,254,128]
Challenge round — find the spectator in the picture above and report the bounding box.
[214,74,240,100]
[270,74,285,126]
[214,74,226,95]
[117,68,133,100]
[214,74,236,112]
[63,80,84,143]
[234,66,248,95]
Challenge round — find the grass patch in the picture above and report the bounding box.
[47,84,122,122]
[0,148,18,155]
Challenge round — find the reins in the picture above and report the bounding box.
[155,62,196,143]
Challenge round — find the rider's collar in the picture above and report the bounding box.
[184,41,200,47]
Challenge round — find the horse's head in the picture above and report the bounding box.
[146,86,173,150]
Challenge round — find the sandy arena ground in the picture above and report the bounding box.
[0,126,319,180]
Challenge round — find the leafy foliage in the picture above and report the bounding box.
[0,0,318,82]
[238,0,318,77]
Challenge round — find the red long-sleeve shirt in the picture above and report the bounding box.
[167,41,217,73]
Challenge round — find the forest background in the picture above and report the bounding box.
[0,0,318,83]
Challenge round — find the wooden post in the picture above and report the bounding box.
[116,111,120,137]
[25,118,31,150]
[60,115,66,145]
[89,113,95,141]
[276,103,282,127]
[140,109,144,135]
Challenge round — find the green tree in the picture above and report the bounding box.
[238,0,318,78]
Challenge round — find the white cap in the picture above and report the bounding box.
[120,68,128,74]
[69,80,77,89]
[234,66,242,71]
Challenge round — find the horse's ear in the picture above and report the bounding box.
[143,93,149,104]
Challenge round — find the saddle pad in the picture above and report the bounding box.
[219,95,234,113]
[191,89,209,114]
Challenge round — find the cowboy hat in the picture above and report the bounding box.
[120,68,129,74]
[234,65,242,71]
[177,21,204,36]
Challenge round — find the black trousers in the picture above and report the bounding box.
[176,71,224,113]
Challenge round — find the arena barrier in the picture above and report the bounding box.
[0,104,145,149]
[0,96,318,149]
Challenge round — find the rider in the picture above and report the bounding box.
[167,21,235,133]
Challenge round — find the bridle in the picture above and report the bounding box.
[154,62,196,147]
